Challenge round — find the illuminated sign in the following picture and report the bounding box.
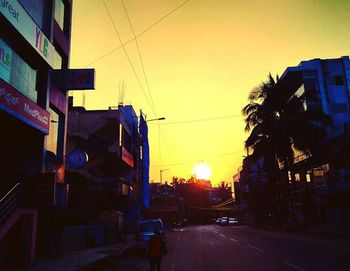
[66,69,95,90]
[121,146,134,168]
[0,0,55,67]
[0,78,49,133]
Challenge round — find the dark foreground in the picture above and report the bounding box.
[96,225,350,271]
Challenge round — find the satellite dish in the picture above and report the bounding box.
[66,149,89,169]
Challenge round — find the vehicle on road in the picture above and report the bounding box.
[136,218,166,249]
[217,216,238,226]
[228,217,238,225]
[219,216,229,226]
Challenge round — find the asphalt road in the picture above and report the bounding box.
[111,225,350,271]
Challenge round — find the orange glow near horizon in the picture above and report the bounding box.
[70,0,350,186]
[192,162,212,180]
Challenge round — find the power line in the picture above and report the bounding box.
[102,0,156,116]
[85,0,192,67]
[121,0,157,116]
[148,114,242,125]
[151,149,245,168]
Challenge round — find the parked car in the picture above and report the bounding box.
[219,216,229,226]
[136,218,166,249]
[228,217,238,226]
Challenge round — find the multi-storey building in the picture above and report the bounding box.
[0,0,92,266]
[280,56,350,226]
[233,156,268,226]
[66,99,150,234]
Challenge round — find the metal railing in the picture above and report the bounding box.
[0,183,21,227]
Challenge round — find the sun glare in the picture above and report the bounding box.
[192,162,212,180]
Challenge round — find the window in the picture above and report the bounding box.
[54,50,62,70]
[295,84,307,111]
[331,103,348,113]
[18,0,49,35]
[0,38,38,102]
[46,108,60,155]
[54,0,65,30]
[334,76,344,86]
[306,172,311,183]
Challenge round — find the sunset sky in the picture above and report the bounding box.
[69,0,350,186]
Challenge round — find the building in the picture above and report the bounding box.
[278,56,350,226]
[233,156,268,226]
[0,0,94,266]
[66,100,150,233]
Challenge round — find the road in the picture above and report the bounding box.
[111,225,350,271]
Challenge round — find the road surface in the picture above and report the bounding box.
[111,225,349,271]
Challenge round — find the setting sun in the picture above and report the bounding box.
[192,162,212,180]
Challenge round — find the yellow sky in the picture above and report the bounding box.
[69,0,350,186]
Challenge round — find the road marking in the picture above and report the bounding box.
[248,244,263,252]
[230,238,238,242]
[213,230,218,233]
[220,234,226,238]
[282,261,305,271]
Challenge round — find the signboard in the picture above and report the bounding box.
[0,0,55,67]
[121,146,134,168]
[0,78,50,133]
[66,69,95,90]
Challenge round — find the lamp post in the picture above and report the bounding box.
[160,168,169,184]
[144,116,165,184]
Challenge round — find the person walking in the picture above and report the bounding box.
[147,227,167,271]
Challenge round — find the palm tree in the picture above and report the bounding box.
[242,73,331,224]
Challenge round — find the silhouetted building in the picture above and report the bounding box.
[279,56,350,226]
[0,0,76,266]
[234,156,268,226]
[66,100,150,233]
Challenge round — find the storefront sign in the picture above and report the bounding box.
[0,78,49,133]
[0,0,55,67]
[121,146,134,168]
[66,69,95,90]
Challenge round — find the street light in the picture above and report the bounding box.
[147,117,165,122]
[160,168,170,184]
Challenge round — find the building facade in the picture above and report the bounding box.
[0,0,77,266]
[66,100,150,233]
[279,56,350,227]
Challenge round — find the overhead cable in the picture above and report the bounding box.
[85,0,192,67]
[102,0,155,116]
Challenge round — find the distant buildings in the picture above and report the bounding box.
[234,56,350,228]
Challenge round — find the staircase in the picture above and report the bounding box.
[0,183,37,266]
[0,183,21,232]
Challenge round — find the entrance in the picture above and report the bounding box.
[0,111,44,197]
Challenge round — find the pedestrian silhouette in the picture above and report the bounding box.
[147,227,167,271]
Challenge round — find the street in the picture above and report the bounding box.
[111,225,349,271]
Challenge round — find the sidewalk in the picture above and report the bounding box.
[306,223,350,239]
[8,235,135,271]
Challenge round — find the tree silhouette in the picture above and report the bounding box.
[242,73,331,224]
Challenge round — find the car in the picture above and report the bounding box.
[228,217,238,226]
[136,218,166,250]
[219,216,229,226]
